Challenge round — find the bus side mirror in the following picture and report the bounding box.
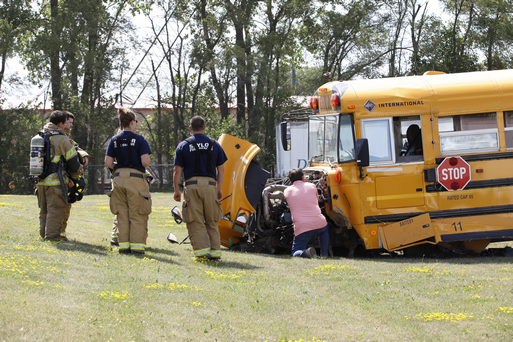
[355,139,369,167]
[280,122,290,151]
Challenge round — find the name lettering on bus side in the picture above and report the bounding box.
[378,101,425,108]
[400,218,414,226]
[447,194,474,201]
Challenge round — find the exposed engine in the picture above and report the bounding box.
[241,169,329,254]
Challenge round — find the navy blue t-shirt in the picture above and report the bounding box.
[106,131,152,173]
[174,134,227,181]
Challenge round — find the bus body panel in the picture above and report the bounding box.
[218,134,264,247]
[214,70,513,256]
[310,70,513,253]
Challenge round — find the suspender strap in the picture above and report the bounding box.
[186,137,215,177]
[116,132,135,168]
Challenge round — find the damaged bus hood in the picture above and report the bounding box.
[218,134,269,247]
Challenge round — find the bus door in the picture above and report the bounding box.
[361,115,425,210]
[360,115,433,250]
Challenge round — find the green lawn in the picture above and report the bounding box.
[0,193,512,341]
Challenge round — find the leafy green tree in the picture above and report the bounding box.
[245,0,313,172]
[301,0,387,80]
[193,0,233,120]
[0,105,41,194]
[474,0,513,70]
[408,0,431,75]
[291,66,325,96]
[0,0,32,93]
[20,0,148,194]
[383,0,409,76]
[439,0,482,72]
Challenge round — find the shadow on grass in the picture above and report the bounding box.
[55,240,107,256]
[54,241,182,265]
[346,246,513,265]
[130,252,183,266]
[215,260,262,270]
[146,246,179,257]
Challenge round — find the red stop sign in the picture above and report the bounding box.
[436,157,471,191]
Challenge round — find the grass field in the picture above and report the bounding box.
[1,193,513,341]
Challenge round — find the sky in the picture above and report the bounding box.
[1,0,443,110]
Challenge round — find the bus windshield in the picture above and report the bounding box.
[309,114,355,163]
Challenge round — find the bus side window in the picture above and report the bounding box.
[362,116,423,164]
[439,112,498,155]
[361,118,394,163]
[505,111,513,149]
[402,124,423,156]
[395,116,423,163]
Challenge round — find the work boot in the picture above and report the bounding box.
[193,256,209,262]
[110,239,119,247]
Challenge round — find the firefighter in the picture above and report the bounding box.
[173,116,227,260]
[110,172,153,247]
[36,111,82,241]
[105,107,152,254]
[60,111,90,241]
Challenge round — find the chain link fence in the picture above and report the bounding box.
[84,164,175,195]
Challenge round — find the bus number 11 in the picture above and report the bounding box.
[452,222,463,231]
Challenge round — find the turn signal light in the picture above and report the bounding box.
[348,105,355,109]
[310,97,318,110]
[335,169,341,183]
[331,94,340,107]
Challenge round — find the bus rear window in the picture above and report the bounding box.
[438,113,499,155]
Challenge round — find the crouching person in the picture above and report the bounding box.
[104,107,152,255]
[283,168,330,258]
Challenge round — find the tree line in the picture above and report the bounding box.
[1,0,512,194]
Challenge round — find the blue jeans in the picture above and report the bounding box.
[291,224,329,257]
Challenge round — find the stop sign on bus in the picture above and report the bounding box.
[436,157,471,191]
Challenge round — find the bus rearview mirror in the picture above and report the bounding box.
[280,122,289,151]
[355,139,369,167]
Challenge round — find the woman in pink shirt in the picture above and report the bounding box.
[283,168,329,258]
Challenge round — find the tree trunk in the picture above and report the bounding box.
[0,50,6,93]
[50,0,62,109]
[235,25,246,124]
[200,0,229,119]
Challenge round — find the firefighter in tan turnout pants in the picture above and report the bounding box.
[173,116,227,260]
[60,111,90,241]
[105,107,152,254]
[36,111,82,241]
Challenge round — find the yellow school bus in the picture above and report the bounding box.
[219,70,513,256]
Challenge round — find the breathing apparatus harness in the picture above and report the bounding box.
[33,131,85,203]
[115,132,136,169]
[37,131,65,180]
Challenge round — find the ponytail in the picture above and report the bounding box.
[118,107,135,128]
